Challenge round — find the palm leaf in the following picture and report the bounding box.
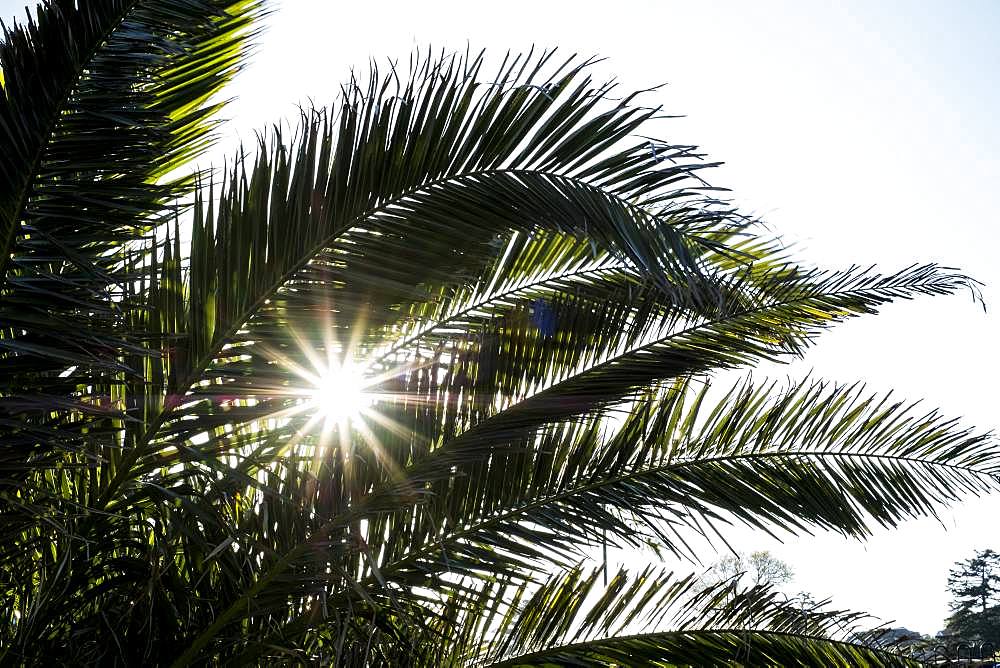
[392,374,997,578]
[264,372,996,630]
[0,1,261,660]
[452,565,914,667]
[0,0,262,473]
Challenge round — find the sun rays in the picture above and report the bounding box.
[303,359,376,428]
[234,312,438,486]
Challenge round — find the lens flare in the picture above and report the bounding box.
[308,360,374,426]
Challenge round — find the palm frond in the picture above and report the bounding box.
[310,373,997,613]
[389,263,976,480]
[452,565,915,667]
[116,50,761,499]
[0,0,262,469]
[0,1,261,660]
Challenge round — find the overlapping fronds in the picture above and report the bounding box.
[0,0,262,470]
[136,50,758,456]
[229,372,997,651]
[0,20,995,666]
[0,0,262,662]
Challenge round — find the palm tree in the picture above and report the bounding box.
[1,2,998,665]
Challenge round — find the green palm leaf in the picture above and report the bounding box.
[439,566,914,667]
[0,0,261,474]
[378,374,997,582]
[240,373,995,648]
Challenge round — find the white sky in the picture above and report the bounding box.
[4,0,998,635]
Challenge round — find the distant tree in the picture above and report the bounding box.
[948,549,1000,616]
[944,549,1000,645]
[708,550,794,588]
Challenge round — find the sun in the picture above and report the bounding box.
[253,330,411,476]
[258,324,403,451]
[307,360,375,426]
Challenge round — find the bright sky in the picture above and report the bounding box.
[4,0,999,635]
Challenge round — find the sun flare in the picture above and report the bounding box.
[308,360,375,425]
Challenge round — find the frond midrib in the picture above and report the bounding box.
[479,627,915,668]
[371,260,631,367]
[365,448,1000,585]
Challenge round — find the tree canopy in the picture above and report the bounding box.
[945,549,1000,646]
[706,550,794,589]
